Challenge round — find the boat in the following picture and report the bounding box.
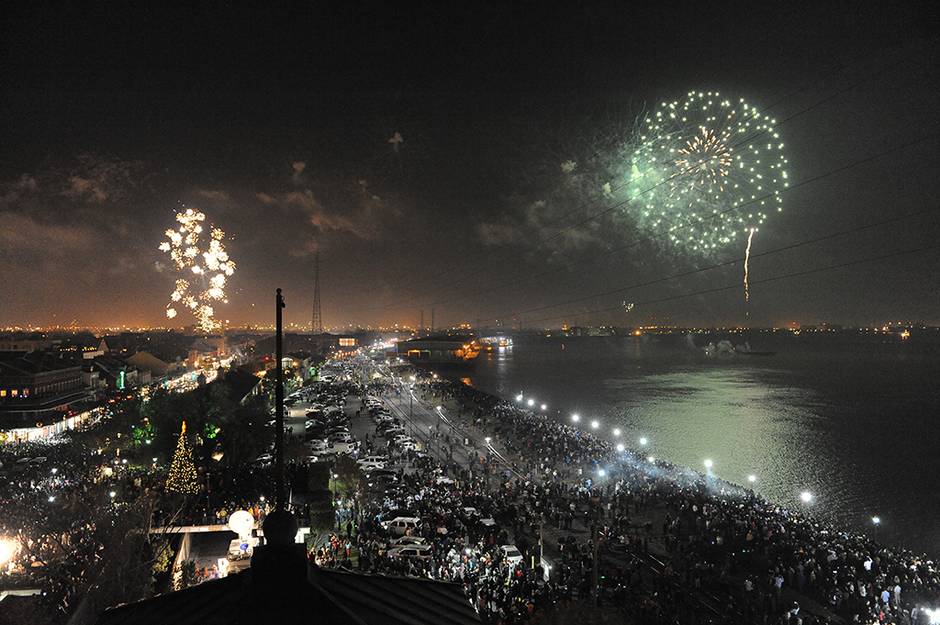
[735,342,776,356]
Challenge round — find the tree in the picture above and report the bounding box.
[166,421,200,495]
[219,396,270,469]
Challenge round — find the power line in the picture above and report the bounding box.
[481,207,939,323]
[523,243,940,327]
[372,130,940,317]
[367,51,923,314]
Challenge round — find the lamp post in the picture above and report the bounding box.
[274,288,286,510]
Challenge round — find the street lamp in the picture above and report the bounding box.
[597,468,606,477]
[747,474,757,484]
[540,403,547,411]
[612,428,621,436]
[0,537,18,567]
[571,413,580,423]
[639,437,648,446]
[871,516,881,525]
[109,491,117,499]
[800,491,813,504]
[527,398,535,407]
[646,455,655,463]
[703,458,713,470]
[590,420,599,430]
[615,443,625,452]
[515,393,523,402]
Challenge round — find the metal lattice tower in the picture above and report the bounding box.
[311,251,323,334]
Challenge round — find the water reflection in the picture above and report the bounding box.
[466,334,940,554]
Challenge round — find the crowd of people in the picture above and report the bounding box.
[420,373,940,624]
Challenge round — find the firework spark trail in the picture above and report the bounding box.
[158,208,235,333]
[622,91,789,255]
[744,227,756,313]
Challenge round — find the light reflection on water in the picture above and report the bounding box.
[460,333,940,555]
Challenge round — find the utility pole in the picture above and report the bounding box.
[275,288,286,509]
[430,308,435,334]
[311,251,323,334]
[419,310,424,335]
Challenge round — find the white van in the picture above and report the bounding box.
[381,516,422,536]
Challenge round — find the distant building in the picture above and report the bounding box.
[0,336,56,352]
[90,355,148,391]
[189,336,227,369]
[0,351,89,427]
[126,351,185,379]
[397,335,480,364]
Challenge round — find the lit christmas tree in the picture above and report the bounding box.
[166,421,200,495]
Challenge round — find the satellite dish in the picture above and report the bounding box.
[228,510,254,539]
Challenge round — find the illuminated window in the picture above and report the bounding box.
[11,389,18,397]
[23,389,29,397]
[0,390,6,397]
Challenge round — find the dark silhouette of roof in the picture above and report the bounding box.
[0,349,81,375]
[219,368,262,403]
[95,562,479,625]
[315,567,480,625]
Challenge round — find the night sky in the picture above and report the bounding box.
[2,2,939,329]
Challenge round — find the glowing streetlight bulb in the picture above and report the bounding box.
[515,394,523,402]
[703,459,714,470]
[639,437,648,446]
[612,428,621,436]
[615,443,625,452]
[597,468,606,477]
[647,456,655,463]
[48,496,55,503]
[747,474,757,483]
[540,403,547,411]
[0,538,18,566]
[527,398,535,407]
[109,491,117,499]
[590,420,599,430]
[871,516,881,525]
[571,413,580,423]
[800,491,813,504]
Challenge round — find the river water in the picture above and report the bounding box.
[448,331,940,555]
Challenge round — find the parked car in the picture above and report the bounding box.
[389,535,427,546]
[329,440,359,454]
[387,545,432,560]
[358,460,386,471]
[356,455,389,465]
[381,516,422,537]
[306,440,329,452]
[500,545,524,566]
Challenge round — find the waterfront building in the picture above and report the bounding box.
[0,350,90,427]
[397,335,480,363]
